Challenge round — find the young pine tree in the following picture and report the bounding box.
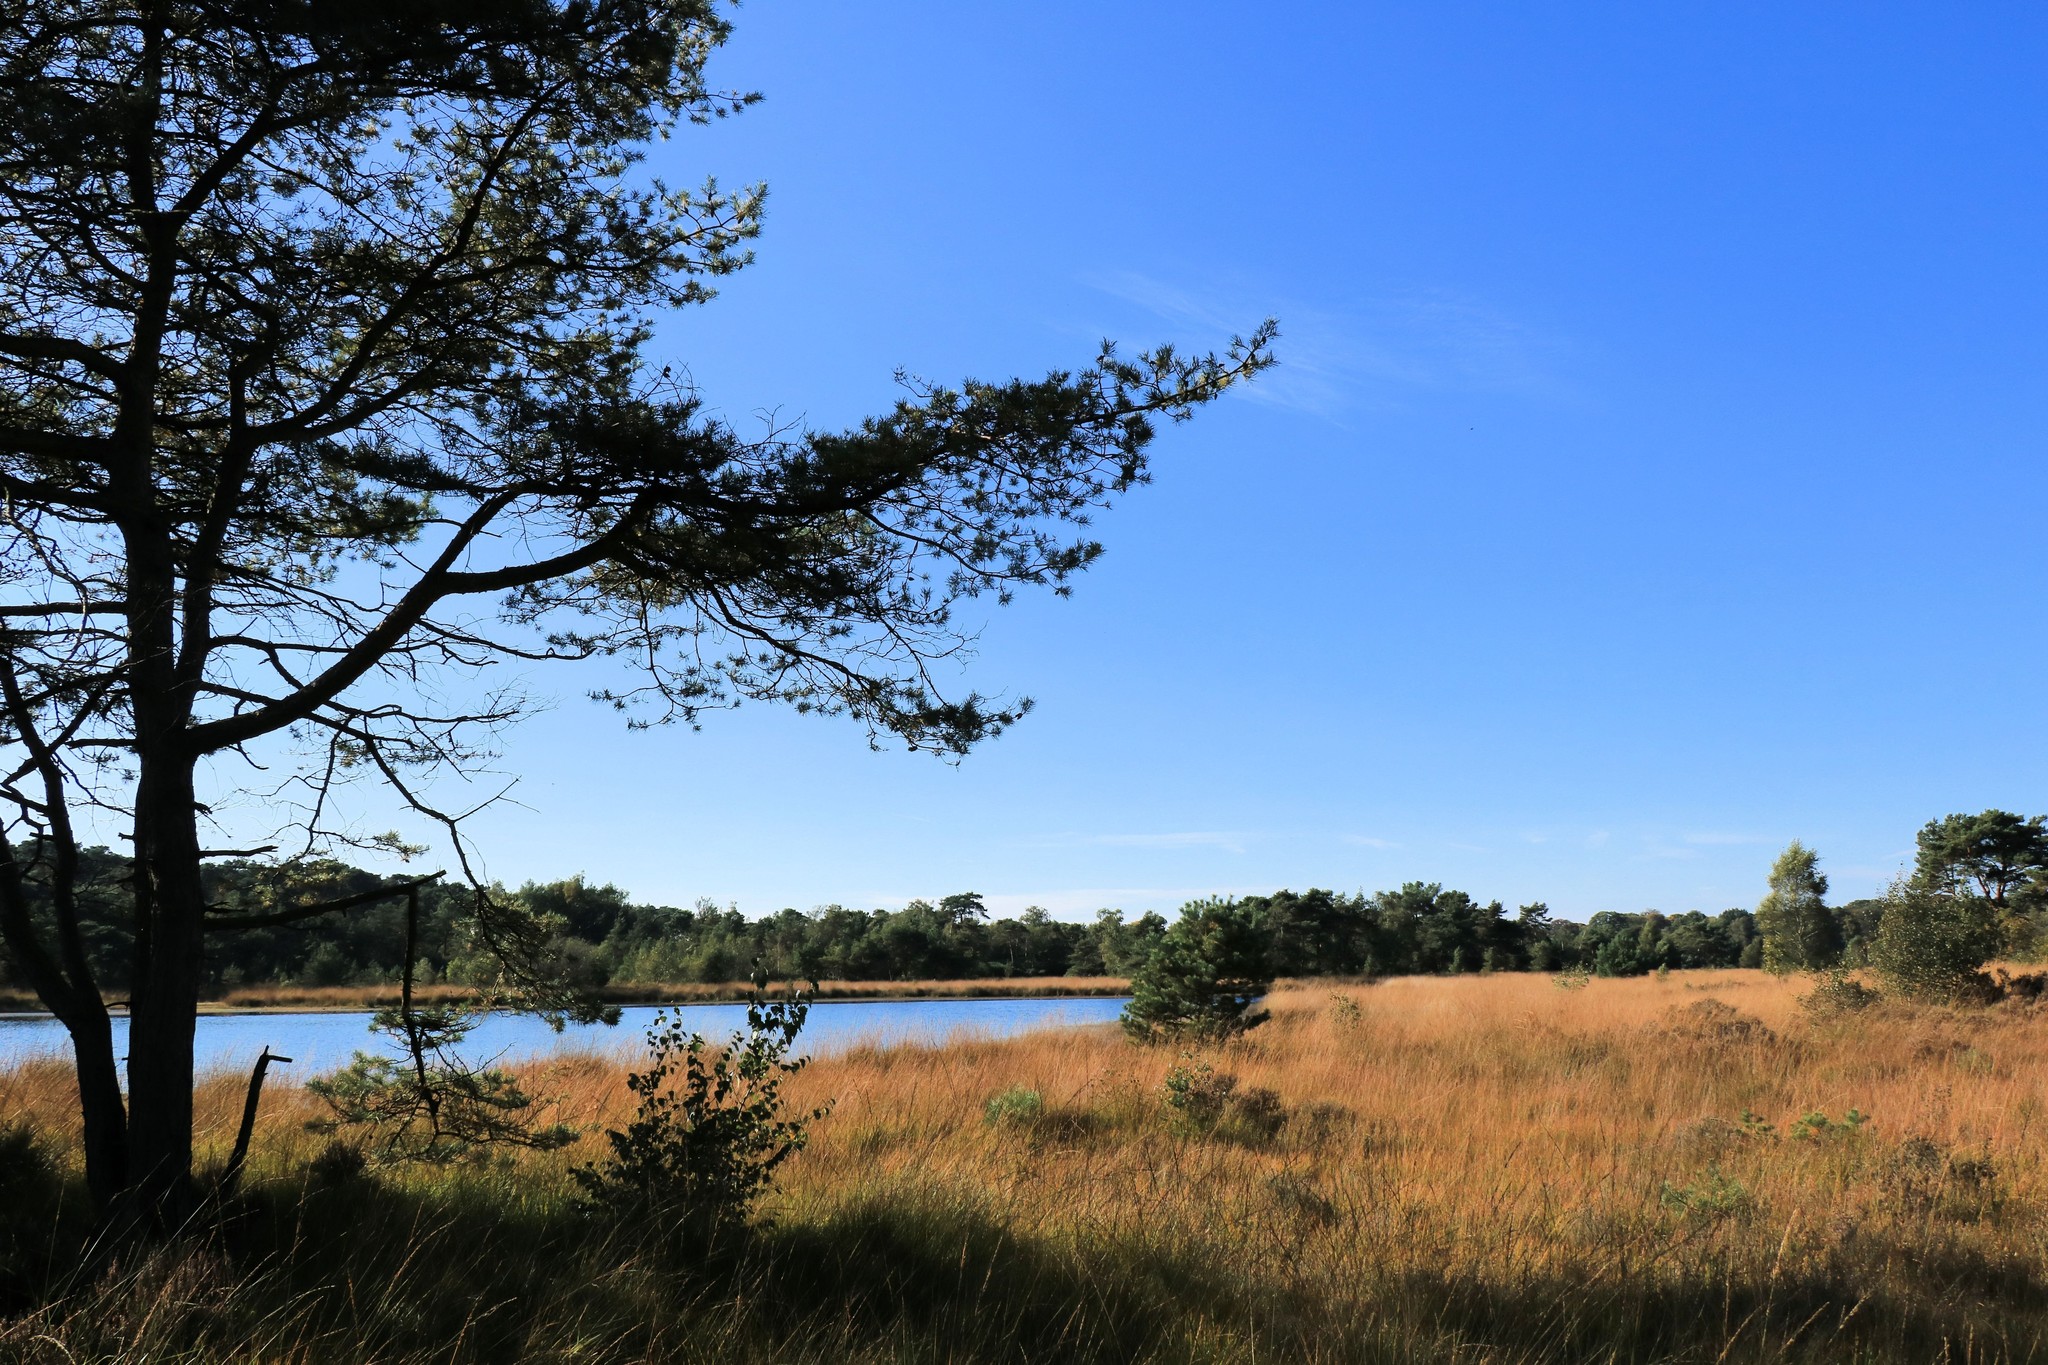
[1755,841,1841,973]
[1121,899,1272,1042]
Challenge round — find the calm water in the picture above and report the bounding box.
[0,996,1130,1077]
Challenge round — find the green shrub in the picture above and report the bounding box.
[1800,968,1880,1016]
[983,1086,1045,1127]
[574,982,831,1242]
[1162,1059,1237,1130]
[1160,1060,1288,1143]
[1868,876,2000,1002]
[1788,1108,1869,1142]
[1658,1165,1752,1222]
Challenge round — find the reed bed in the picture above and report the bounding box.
[4,970,2048,1362]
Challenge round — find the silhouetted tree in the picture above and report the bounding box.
[0,1,1270,1216]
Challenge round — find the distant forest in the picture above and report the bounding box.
[0,846,1897,994]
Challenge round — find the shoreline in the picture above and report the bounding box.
[0,976,1133,1019]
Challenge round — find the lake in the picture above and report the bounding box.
[0,996,1132,1077]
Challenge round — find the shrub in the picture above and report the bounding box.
[1161,1059,1237,1129]
[1881,1135,1999,1216]
[983,1086,1045,1127]
[1869,876,2000,1002]
[306,1138,369,1188]
[1160,1060,1288,1143]
[574,982,831,1242]
[1121,897,1271,1042]
[1662,999,1775,1045]
[1658,1165,1752,1223]
[1328,992,1363,1031]
[0,1122,63,1305]
[1800,968,1880,1017]
[1788,1108,1869,1142]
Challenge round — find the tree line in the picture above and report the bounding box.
[0,851,1774,992]
[7,809,2037,1001]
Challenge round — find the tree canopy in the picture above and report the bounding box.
[1755,840,1839,973]
[0,0,1271,1215]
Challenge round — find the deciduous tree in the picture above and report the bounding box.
[1755,841,1839,973]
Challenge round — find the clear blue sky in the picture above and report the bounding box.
[376,2,2048,919]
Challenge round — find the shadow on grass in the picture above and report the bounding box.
[7,1167,2048,1363]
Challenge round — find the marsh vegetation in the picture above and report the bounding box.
[6,970,2047,1363]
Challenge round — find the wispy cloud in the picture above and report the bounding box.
[1084,271,1571,420]
[1681,832,1773,847]
[1343,834,1399,849]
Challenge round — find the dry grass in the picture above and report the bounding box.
[6,969,2048,1362]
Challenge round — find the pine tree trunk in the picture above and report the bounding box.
[122,748,205,1215]
[68,1007,129,1210]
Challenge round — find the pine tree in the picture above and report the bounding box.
[1121,899,1272,1042]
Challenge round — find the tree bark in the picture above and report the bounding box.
[68,1008,129,1210]
[123,754,206,1215]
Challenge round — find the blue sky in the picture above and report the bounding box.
[345,2,2048,919]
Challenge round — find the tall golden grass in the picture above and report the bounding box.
[4,969,2047,1362]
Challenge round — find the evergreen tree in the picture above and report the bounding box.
[1120,898,1272,1042]
[0,0,1271,1216]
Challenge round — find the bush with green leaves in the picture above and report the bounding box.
[1868,875,2001,1001]
[1121,897,1272,1042]
[574,982,831,1242]
[1756,841,1841,973]
[1658,1165,1752,1223]
[1160,1059,1287,1142]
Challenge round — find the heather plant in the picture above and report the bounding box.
[1161,1058,1237,1131]
[1160,1059,1287,1142]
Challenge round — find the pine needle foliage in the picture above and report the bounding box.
[1121,898,1272,1043]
